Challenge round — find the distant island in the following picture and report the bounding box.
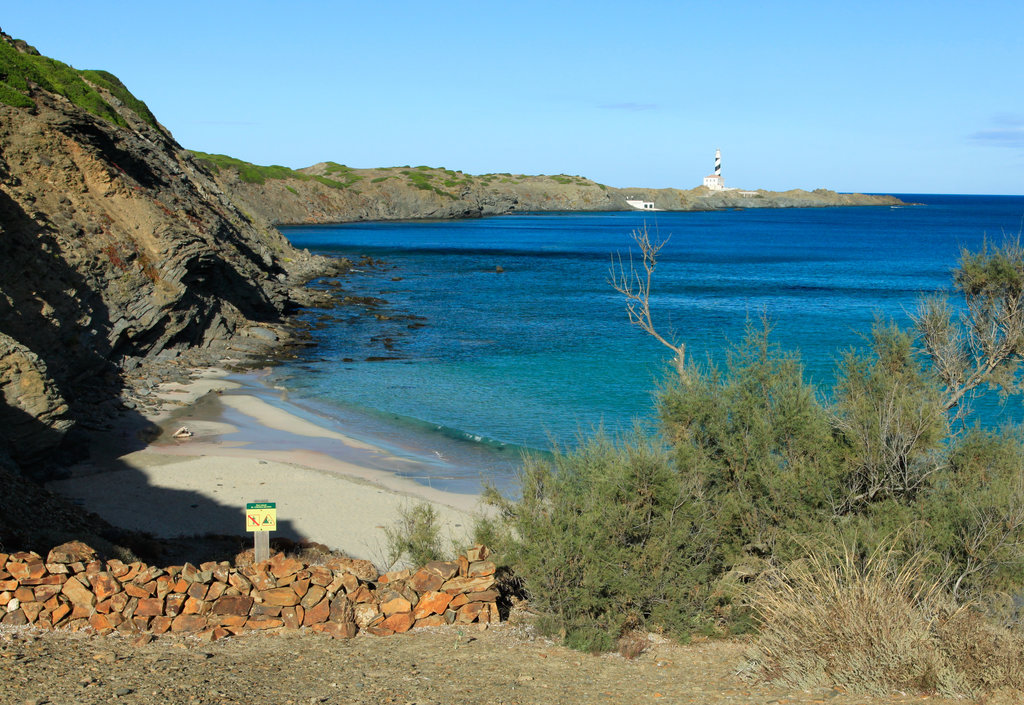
[191,152,904,226]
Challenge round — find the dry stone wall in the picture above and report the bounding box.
[0,541,500,642]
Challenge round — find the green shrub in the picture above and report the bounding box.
[383,502,444,568]
[483,432,717,647]
[659,321,841,567]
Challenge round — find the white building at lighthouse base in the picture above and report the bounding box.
[703,173,725,191]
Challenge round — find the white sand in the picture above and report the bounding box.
[47,370,486,567]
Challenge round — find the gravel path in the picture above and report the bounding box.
[0,622,965,705]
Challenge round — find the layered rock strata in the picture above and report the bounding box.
[0,34,339,473]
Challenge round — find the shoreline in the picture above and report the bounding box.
[47,367,486,567]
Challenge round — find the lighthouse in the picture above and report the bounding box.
[703,149,725,191]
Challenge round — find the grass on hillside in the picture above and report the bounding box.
[0,37,157,127]
[188,152,606,196]
[189,152,362,189]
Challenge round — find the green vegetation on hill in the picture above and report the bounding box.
[189,152,361,190]
[0,36,157,127]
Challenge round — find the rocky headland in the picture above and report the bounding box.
[194,154,903,226]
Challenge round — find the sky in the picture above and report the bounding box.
[3,1,1023,195]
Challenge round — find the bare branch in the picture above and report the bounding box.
[609,224,687,378]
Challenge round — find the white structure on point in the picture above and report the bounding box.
[703,148,725,191]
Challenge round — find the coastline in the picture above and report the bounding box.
[46,367,485,567]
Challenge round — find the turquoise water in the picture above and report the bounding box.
[268,195,1024,492]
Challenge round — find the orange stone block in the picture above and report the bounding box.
[412,591,453,619]
[268,554,304,580]
[150,616,172,634]
[308,566,333,586]
[340,573,359,594]
[281,606,301,629]
[33,584,62,603]
[50,603,71,626]
[124,583,151,599]
[135,597,164,617]
[244,617,284,631]
[299,585,326,610]
[381,596,412,616]
[467,561,496,578]
[302,597,329,626]
[61,576,96,608]
[165,593,187,616]
[89,613,114,633]
[456,602,489,623]
[13,586,34,603]
[382,611,414,633]
[259,587,300,607]
[347,585,374,603]
[110,592,130,613]
[205,581,228,602]
[212,614,248,628]
[211,595,253,616]
[170,614,208,632]
[410,569,444,594]
[21,602,43,624]
[414,614,447,628]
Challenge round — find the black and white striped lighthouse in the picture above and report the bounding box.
[703,148,725,190]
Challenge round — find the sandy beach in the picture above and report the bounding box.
[46,367,486,568]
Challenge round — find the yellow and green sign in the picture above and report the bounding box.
[245,502,277,532]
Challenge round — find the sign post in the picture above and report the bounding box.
[245,501,277,563]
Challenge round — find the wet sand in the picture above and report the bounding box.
[46,368,485,567]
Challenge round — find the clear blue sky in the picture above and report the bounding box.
[4,1,1022,194]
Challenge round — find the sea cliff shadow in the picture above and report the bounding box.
[0,186,314,566]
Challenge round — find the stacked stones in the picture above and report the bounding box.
[0,541,500,640]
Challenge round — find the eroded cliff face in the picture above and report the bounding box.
[0,66,332,468]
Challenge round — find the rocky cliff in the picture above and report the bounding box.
[191,155,903,226]
[0,32,337,476]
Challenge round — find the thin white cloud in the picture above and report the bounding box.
[971,115,1024,147]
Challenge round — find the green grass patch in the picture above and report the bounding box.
[189,152,361,189]
[0,37,156,126]
[0,79,33,108]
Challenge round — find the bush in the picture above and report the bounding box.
[658,321,841,567]
[743,540,1024,698]
[483,432,718,647]
[383,502,444,568]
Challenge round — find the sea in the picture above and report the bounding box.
[259,194,1024,495]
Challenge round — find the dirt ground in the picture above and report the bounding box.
[0,619,969,705]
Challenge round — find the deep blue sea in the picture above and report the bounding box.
[267,195,1024,493]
